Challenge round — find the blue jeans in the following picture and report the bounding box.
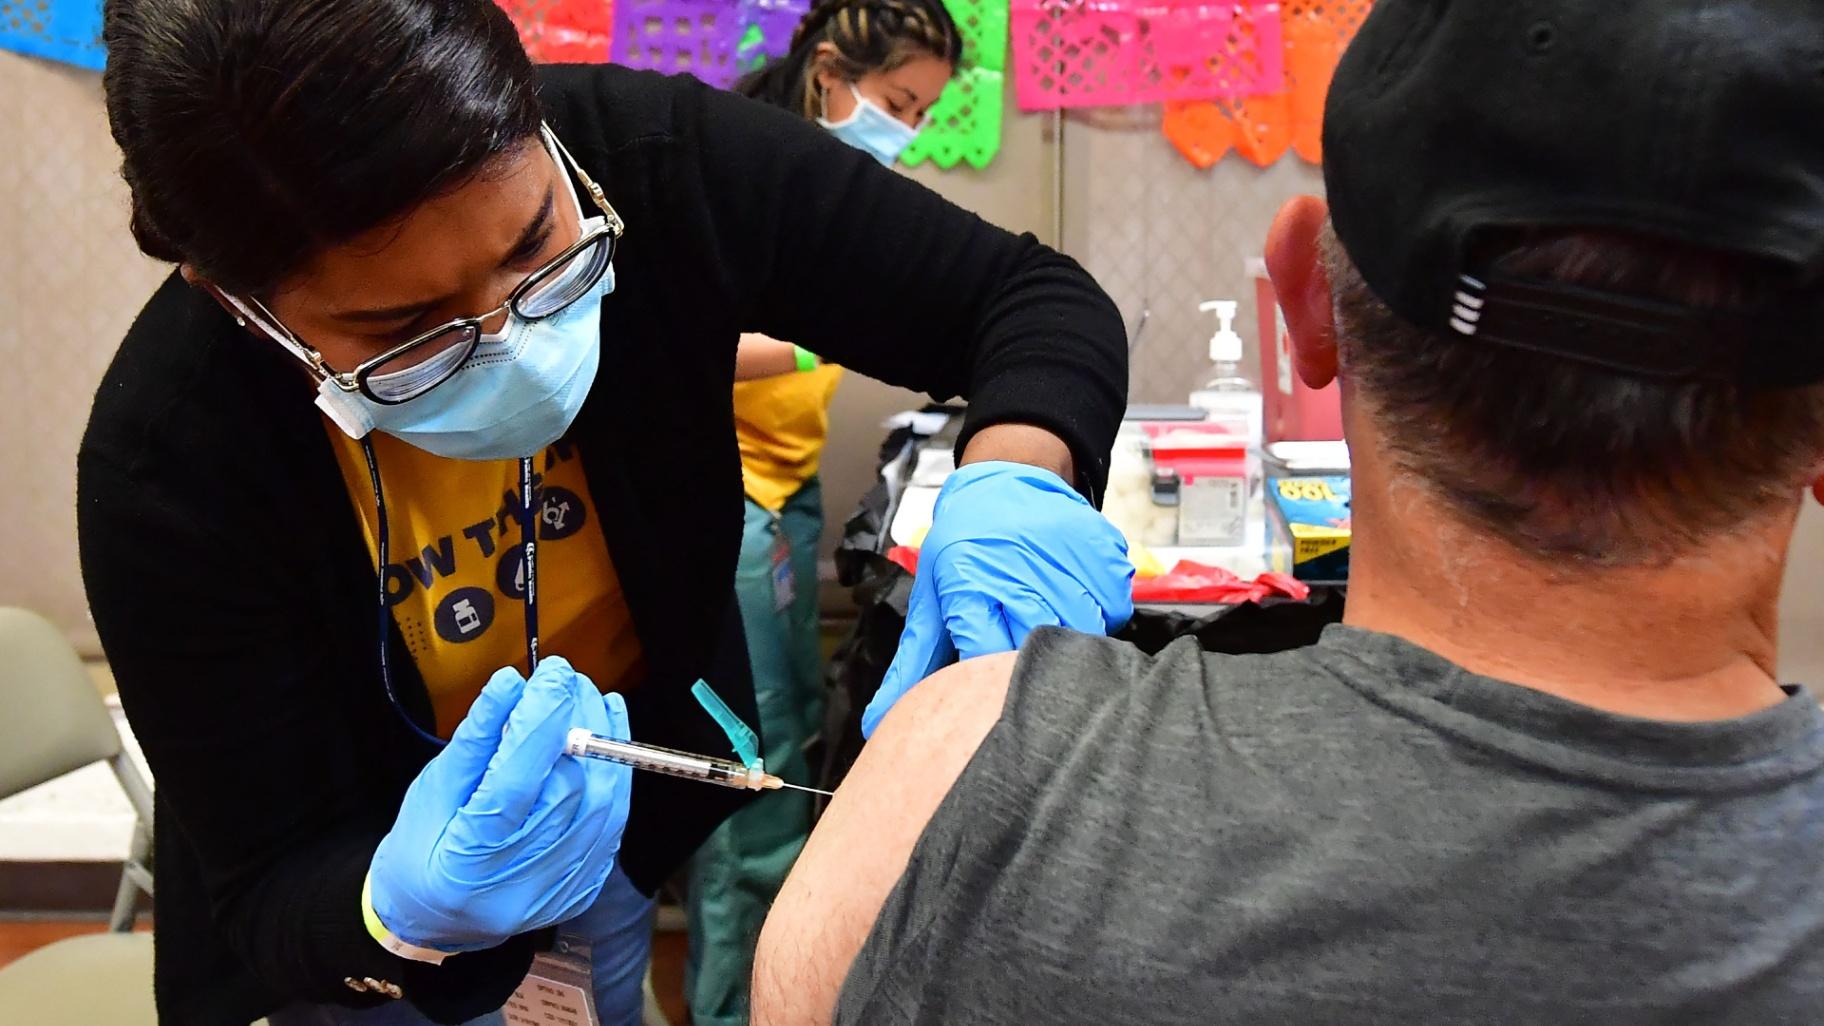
[267,862,655,1026]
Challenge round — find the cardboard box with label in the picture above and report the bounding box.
[1266,474,1351,583]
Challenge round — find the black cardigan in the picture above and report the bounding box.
[78,64,1125,1025]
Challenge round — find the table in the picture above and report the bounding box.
[814,409,1346,793]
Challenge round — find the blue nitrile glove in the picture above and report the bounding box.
[863,460,1135,737]
[367,656,632,953]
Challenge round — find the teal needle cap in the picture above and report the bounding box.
[691,679,761,769]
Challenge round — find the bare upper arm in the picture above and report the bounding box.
[734,332,799,381]
[750,651,1019,1026]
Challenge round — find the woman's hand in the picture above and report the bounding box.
[862,461,1134,737]
[366,657,632,955]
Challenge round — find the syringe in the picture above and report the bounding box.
[564,729,833,796]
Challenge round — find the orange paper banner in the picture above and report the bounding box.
[1163,0,1371,168]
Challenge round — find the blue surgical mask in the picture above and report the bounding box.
[818,83,920,166]
[309,138,613,461]
[313,255,610,460]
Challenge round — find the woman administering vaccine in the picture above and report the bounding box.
[690,3,963,1023]
[80,1,1130,1024]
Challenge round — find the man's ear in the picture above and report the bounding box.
[1264,196,1338,390]
[1812,476,1823,506]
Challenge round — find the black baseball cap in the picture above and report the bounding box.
[1322,0,1824,387]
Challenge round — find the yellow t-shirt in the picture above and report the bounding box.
[327,426,644,738]
[732,364,844,511]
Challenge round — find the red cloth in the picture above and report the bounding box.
[886,545,922,576]
[1133,561,1310,604]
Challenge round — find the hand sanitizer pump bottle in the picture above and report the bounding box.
[1183,300,1267,570]
[1188,300,1263,443]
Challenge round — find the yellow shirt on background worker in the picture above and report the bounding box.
[732,364,844,510]
[327,426,644,737]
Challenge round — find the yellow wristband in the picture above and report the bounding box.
[361,872,452,965]
[792,345,819,373]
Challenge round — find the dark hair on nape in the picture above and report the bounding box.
[1324,226,1824,567]
[735,0,962,118]
[103,0,543,295]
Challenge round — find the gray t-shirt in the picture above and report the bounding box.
[836,625,1824,1024]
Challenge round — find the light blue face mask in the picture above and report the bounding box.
[305,136,615,461]
[323,258,613,460]
[818,83,921,166]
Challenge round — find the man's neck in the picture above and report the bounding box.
[1344,480,1792,723]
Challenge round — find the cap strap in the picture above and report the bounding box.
[1450,274,1735,380]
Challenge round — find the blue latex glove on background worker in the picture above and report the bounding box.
[367,656,633,953]
[863,461,1135,737]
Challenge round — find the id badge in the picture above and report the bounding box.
[770,523,795,613]
[503,935,598,1026]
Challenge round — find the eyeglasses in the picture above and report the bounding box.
[231,124,623,406]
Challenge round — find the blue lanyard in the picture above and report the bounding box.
[361,439,540,747]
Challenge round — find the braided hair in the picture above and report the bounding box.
[735,0,962,118]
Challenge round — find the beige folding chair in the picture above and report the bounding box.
[0,606,158,1024]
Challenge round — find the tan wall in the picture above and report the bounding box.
[3,48,1820,681]
[0,53,170,657]
[1782,508,1824,682]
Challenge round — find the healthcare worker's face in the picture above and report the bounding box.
[816,51,953,128]
[241,140,580,374]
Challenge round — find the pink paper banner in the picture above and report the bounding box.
[1013,0,1282,111]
